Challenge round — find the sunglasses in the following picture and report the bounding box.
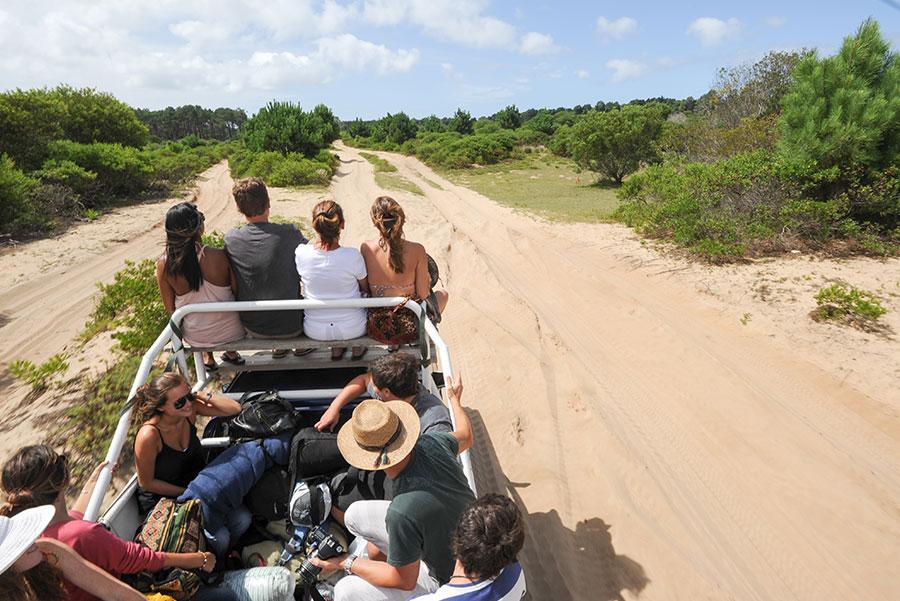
[172,392,195,410]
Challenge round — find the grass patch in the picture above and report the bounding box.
[420,175,444,190]
[442,152,619,222]
[375,173,425,196]
[8,353,69,391]
[359,151,398,173]
[271,214,314,239]
[811,282,888,332]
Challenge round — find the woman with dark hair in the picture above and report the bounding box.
[156,201,245,370]
[362,196,449,320]
[294,200,369,360]
[413,494,527,601]
[1,447,215,601]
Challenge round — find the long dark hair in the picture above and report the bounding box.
[0,445,69,601]
[371,196,406,273]
[165,202,205,291]
[132,372,187,423]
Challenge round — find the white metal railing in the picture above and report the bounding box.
[84,297,475,521]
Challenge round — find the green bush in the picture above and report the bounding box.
[812,282,887,327]
[35,159,97,194]
[228,147,334,187]
[0,89,66,169]
[52,85,149,148]
[0,154,37,231]
[241,101,339,157]
[83,259,168,353]
[46,140,153,203]
[8,353,69,390]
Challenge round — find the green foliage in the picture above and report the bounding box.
[52,85,148,148]
[419,115,446,133]
[473,118,501,134]
[51,355,144,483]
[45,140,154,203]
[812,282,887,327]
[359,151,398,173]
[779,19,899,171]
[136,105,247,140]
[241,101,339,157]
[657,115,779,162]
[83,259,168,353]
[370,112,418,145]
[0,154,38,231]
[493,105,522,129]
[524,109,556,135]
[8,354,69,390]
[548,124,576,157]
[229,147,334,187]
[201,230,225,248]
[0,89,65,169]
[570,104,666,183]
[35,159,97,194]
[83,208,101,221]
[449,109,474,135]
[345,118,371,138]
[142,139,233,188]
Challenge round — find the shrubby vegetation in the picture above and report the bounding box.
[135,105,247,141]
[811,282,888,331]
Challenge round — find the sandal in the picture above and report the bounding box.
[293,348,315,357]
[350,346,368,361]
[221,351,245,365]
[331,347,347,361]
[202,360,219,372]
[272,349,288,359]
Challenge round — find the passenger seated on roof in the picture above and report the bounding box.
[0,445,217,601]
[224,177,310,358]
[295,200,369,360]
[0,505,145,601]
[315,353,452,435]
[362,196,449,322]
[133,373,252,556]
[156,201,245,371]
[309,374,475,601]
[413,494,527,601]
[2,445,296,601]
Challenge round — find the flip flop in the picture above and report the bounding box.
[293,348,315,357]
[202,361,219,372]
[221,352,245,365]
[331,347,347,361]
[350,347,368,361]
[272,349,288,359]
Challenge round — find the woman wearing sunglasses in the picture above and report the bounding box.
[133,372,240,516]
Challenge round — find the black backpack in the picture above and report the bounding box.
[289,427,348,486]
[230,390,298,438]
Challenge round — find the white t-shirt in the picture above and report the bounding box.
[413,563,526,601]
[294,244,368,340]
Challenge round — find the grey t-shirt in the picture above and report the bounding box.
[224,222,307,336]
[366,381,453,435]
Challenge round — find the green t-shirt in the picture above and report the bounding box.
[385,432,475,584]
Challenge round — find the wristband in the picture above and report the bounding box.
[342,555,357,575]
[201,552,209,568]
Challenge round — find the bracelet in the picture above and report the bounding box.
[342,555,356,575]
[201,552,209,568]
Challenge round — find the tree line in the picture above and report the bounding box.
[135,106,248,141]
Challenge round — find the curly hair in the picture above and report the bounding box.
[370,196,406,273]
[312,200,344,245]
[451,494,525,580]
[0,566,67,601]
[132,372,187,423]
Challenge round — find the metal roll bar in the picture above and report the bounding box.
[84,297,475,521]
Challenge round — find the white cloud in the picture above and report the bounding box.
[519,32,559,55]
[169,20,235,46]
[576,69,590,80]
[596,16,637,41]
[687,17,741,47]
[657,56,676,67]
[605,59,647,82]
[765,16,787,28]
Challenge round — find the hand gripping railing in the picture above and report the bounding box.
[84,297,475,521]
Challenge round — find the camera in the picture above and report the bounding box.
[296,524,346,587]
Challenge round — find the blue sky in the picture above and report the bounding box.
[0,1,897,120]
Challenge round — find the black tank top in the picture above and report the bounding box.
[137,420,205,514]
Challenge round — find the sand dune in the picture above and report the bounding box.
[1,147,898,600]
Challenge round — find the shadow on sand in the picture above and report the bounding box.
[468,409,649,601]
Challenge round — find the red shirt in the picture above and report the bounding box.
[42,511,166,601]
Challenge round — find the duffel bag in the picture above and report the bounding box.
[289,427,348,484]
[231,390,298,438]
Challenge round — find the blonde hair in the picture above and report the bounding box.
[371,196,406,273]
[312,200,344,245]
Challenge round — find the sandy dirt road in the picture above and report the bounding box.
[1,147,898,601]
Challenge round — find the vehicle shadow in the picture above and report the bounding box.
[467,409,649,601]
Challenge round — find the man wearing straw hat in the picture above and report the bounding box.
[311,375,474,601]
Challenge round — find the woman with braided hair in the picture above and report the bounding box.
[0,445,214,601]
[156,201,245,370]
[361,197,449,345]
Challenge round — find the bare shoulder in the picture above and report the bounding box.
[360,239,378,254]
[406,240,426,256]
[135,423,160,448]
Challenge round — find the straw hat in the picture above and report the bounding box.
[337,399,420,470]
[0,504,55,575]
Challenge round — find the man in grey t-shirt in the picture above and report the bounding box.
[224,177,307,337]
